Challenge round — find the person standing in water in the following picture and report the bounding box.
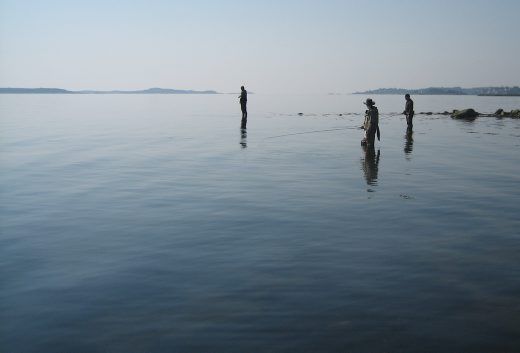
[403,93,414,130]
[362,98,379,146]
[239,86,247,129]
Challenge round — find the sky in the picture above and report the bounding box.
[0,0,519,94]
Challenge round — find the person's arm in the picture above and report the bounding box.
[366,110,374,130]
[363,111,369,129]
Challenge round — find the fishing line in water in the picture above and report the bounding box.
[264,126,360,139]
[262,113,403,140]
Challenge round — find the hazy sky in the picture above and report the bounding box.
[1,0,519,93]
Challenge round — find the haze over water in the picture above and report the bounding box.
[1,94,520,352]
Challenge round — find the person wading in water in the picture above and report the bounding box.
[239,86,247,129]
[361,98,379,146]
[403,93,414,130]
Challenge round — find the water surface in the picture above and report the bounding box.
[1,94,520,352]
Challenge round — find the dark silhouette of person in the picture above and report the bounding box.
[361,144,380,186]
[403,94,414,129]
[361,98,379,146]
[239,86,247,129]
[404,128,413,158]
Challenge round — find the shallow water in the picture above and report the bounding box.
[1,94,520,352]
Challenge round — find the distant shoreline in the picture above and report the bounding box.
[477,94,520,97]
[353,86,520,96]
[0,87,220,94]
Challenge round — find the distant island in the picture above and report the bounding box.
[0,87,220,94]
[353,86,520,96]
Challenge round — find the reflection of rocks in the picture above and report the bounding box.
[451,109,479,120]
[361,145,380,186]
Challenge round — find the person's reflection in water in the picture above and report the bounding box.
[240,129,247,149]
[404,127,414,159]
[361,144,380,188]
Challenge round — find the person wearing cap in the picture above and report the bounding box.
[403,94,414,129]
[362,98,379,146]
[239,86,248,129]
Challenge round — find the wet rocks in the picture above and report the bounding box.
[493,108,520,118]
[451,109,479,120]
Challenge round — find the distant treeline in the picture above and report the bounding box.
[354,86,520,96]
[0,87,219,94]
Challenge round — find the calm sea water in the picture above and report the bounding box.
[1,94,519,352]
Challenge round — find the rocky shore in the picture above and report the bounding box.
[409,108,519,120]
[292,109,520,119]
[450,109,520,120]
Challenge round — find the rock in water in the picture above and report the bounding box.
[496,109,520,118]
[451,109,479,120]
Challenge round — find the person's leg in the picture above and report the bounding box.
[367,127,376,145]
[241,105,247,128]
[241,107,247,128]
[407,113,413,128]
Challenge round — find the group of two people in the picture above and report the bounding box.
[361,94,414,146]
